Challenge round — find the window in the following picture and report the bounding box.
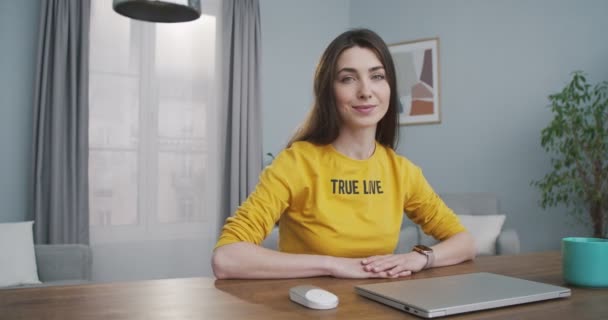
[88,1,219,243]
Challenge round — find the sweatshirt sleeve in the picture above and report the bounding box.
[403,163,466,241]
[214,149,294,249]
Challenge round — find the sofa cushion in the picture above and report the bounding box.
[0,221,41,287]
[458,214,506,255]
[35,244,92,282]
[417,214,506,255]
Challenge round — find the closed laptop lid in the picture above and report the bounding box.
[355,272,571,318]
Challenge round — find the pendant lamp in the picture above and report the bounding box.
[113,0,201,23]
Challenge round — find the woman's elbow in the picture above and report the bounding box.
[212,242,250,279]
[211,248,231,279]
[465,232,477,260]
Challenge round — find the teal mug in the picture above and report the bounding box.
[562,237,608,287]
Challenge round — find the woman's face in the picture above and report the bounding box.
[333,46,390,132]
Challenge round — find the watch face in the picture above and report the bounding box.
[413,245,433,253]
[412,244,435,270]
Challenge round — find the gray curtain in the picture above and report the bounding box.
[219,0,263,225]
[31,0,90,244]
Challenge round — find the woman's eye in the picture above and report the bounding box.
[372,74,386,80]
[340,76,355,83]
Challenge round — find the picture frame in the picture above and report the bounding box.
[389,37,441,125]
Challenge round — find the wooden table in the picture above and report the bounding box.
[1,252,606,319]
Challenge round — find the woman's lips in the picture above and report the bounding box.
[353,105,376,115]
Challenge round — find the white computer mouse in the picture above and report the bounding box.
[289,285,339,310]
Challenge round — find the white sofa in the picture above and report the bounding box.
[2,244,93,289]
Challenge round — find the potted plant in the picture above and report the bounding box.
[532,71,608,238]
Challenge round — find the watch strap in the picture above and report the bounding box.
[412,245,435,269]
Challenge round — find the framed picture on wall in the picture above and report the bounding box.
[389,37,440,125]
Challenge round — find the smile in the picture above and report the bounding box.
[352,105,376,114]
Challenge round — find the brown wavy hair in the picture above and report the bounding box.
[287,28,400,149]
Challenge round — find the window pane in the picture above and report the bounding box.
[89,73,139,149]
[157,151,206,223]
[155,15,215,138]
[89,150,138,226]
[89,0,139,75]
[153,15,215,223]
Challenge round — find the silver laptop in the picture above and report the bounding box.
[355,272,571,318]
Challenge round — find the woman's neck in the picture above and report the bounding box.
[332,126,377,160]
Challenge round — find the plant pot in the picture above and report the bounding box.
[562,237,608,287]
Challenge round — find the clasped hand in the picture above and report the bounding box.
[331,252,427,279]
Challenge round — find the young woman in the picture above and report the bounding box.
[212,29,475,279]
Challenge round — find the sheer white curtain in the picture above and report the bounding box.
[88,0,221,281]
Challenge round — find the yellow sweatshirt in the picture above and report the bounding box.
[215,141,465,257]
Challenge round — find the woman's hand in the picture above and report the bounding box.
[328,257,396,279]
[361,252,427,278]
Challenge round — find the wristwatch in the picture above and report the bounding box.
[412,245,435,269]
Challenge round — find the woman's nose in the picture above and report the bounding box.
[358,81,372,99]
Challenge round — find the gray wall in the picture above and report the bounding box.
[0,1,40,223]
[262,0,608,251]
[260,0,350,159]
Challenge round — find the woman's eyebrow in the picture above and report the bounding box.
[337,66,385,74]
[336,67,357,74]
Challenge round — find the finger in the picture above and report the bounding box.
[385,264,413,277]
[381,270,410,279]
[368,256,402,273]
[361,254,390,265]
[363,254,399,269]
[365,259,392,272]
[397,270,412,278]
[385,268,412,278]
[371,271,391,278]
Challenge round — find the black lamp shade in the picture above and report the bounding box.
[113,0,201,23]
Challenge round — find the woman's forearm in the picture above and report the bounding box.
[212,242,334,279]
[431,231,476,268]
[212,233,475,279]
